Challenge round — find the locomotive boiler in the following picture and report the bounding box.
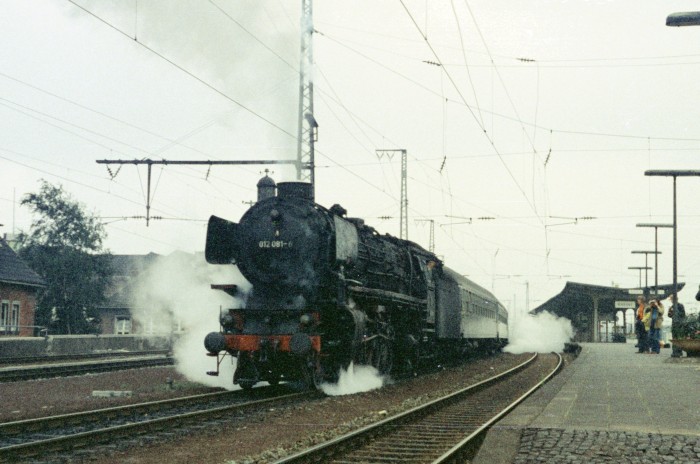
[203,175,507,389]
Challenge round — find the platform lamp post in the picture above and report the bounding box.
[628,266,652,289]
[666,11,700,26]
[630,251,661,291]
[644,170,700,318]
[635,224,672,296]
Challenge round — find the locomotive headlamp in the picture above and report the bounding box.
[300,313,312,325]
[220,314,234,326]
[270,209,281,221]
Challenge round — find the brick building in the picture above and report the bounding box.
[0,237,46,336]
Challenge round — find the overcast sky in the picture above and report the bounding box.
[2,0,700,313]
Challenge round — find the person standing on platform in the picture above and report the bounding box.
[644,299,664,354]
[635,296,648,353]
[668,293,686,358]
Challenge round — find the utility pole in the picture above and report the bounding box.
[296,0,317,199]
[645,170,700,317]
[96,159,297,225]
[491,248,499,292]
[525,281,530,312]
[628,266,652,289]
[636,223,672,294]
[415,218,435,252]
[630,250,661,290]
[376,149,408,239]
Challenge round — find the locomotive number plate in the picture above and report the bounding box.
[258,240,293,249]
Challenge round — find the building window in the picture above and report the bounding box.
[115,316,132,335]
[11,302,20,334]
[1,300,8,334]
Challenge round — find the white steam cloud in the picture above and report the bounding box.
[504,311,574,354]
[130,251,250,390]
[320,362,385,396]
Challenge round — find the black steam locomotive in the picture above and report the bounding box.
[203,176,508,389]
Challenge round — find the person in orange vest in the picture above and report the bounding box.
[634,295,648,353]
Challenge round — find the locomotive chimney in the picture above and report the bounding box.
[256,173,277,202]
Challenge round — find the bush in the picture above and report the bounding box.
[673,314,700,340]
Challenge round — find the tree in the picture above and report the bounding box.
[18,180,112,334]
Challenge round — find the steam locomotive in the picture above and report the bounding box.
[203,176,508,389]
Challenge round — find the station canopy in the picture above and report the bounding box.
[533,281,685,320]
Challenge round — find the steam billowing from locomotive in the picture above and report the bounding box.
[203,175,508,389]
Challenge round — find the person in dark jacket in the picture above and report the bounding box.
[668,293,686,357]
[634,296,648,353]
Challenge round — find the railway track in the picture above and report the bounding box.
[0,354,173,382]
[274,352,562,464]
[0,385,313,462]
[0,349,171,366]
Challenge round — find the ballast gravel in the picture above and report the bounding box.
[10,353,536,464]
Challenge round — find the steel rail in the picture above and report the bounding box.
[0,388,259,435]
[0,356,173,382]
[0,388,313,461]
[432,352,563,464]
[273,353,560,464]
[0,349,171,366]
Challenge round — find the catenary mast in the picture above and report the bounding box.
[296,0,317,200]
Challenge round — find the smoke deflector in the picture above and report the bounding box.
[205,215,239,265]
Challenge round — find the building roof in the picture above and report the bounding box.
[99,253,161,309]
[110,253,160,277]
[0,238,46,288]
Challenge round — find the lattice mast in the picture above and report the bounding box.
[400,150,407,240]
[376,149,408,240]
[296,0,317,200]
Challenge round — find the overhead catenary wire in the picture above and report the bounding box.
[398,0,544,227]
[314,19,700,64]
[6,2,696,294]
[449,0,484,128]
[315,31,700,144]
[58,1,441,228]
[65,0,299,143]
[0,15,410,242]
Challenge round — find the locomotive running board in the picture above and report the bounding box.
[211,284,239,297]
[347,286,427,305]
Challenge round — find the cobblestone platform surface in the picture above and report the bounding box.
[473,343,700,464]
[514,428,700,464]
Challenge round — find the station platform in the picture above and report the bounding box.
[473,342,700,463]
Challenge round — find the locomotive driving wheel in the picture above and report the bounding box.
[234,353,259,390]
[368,336,394,376]
[302,353,326,390]
[238,380,256,390]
